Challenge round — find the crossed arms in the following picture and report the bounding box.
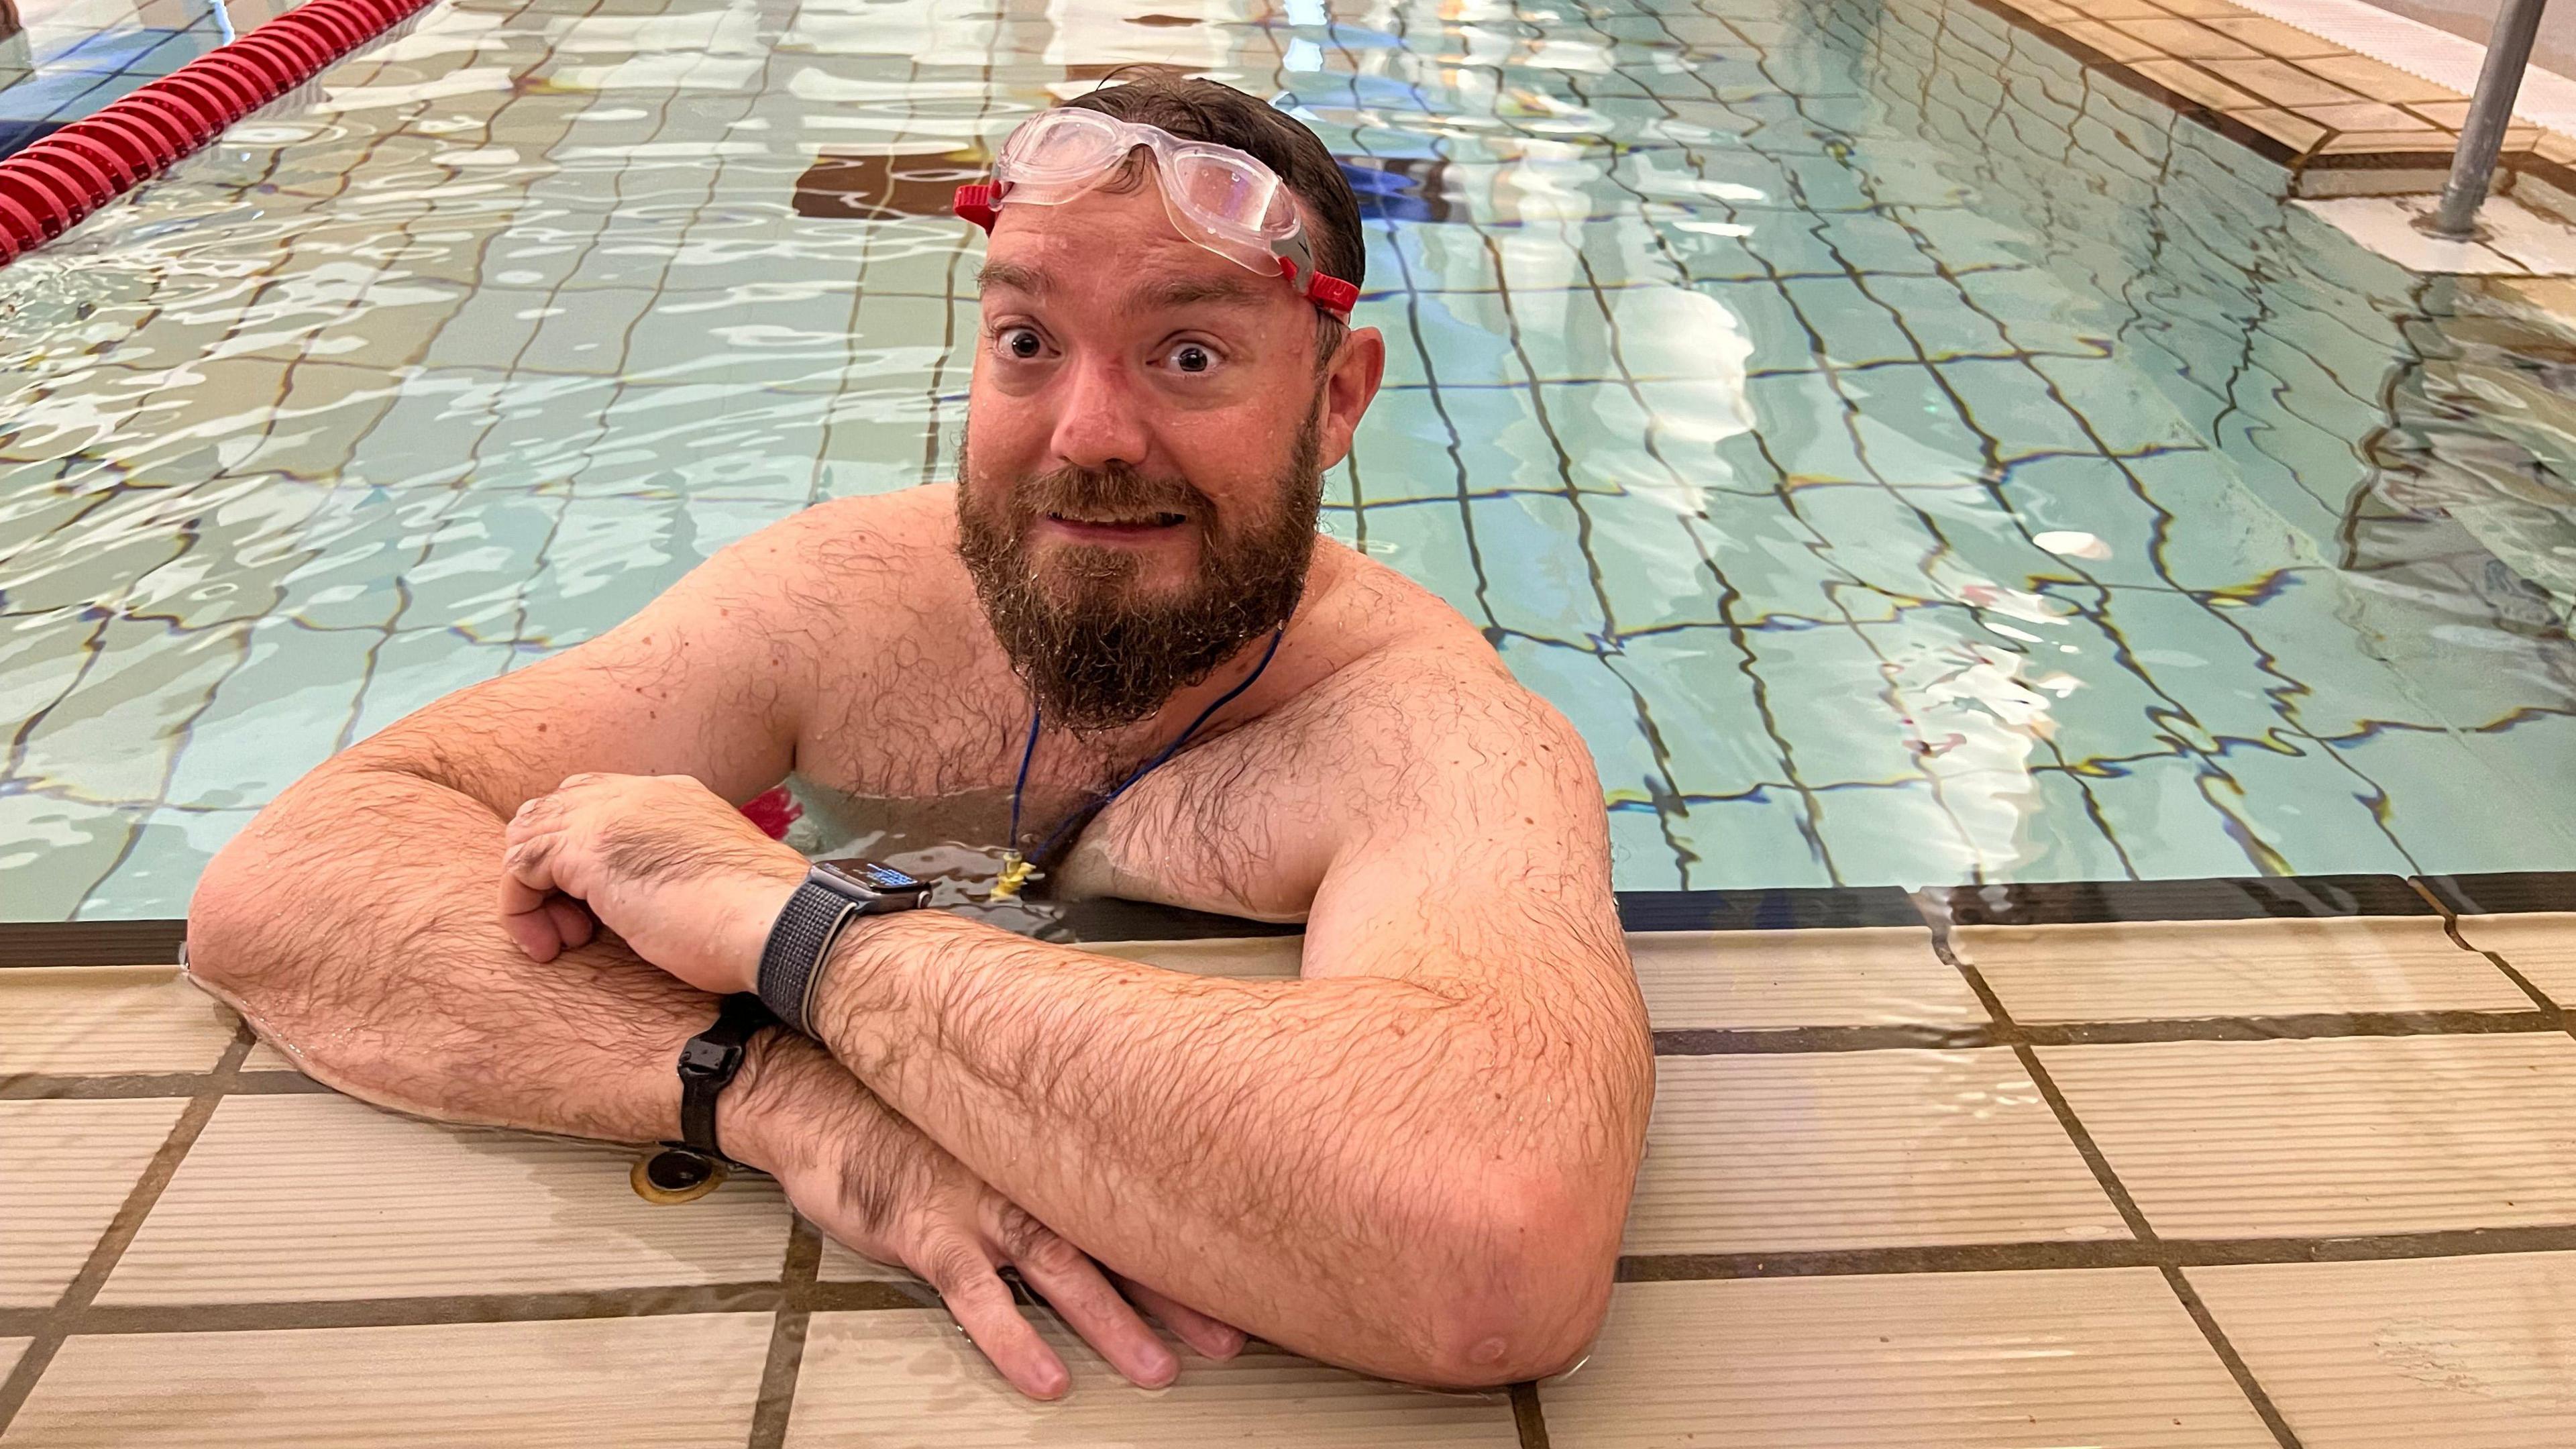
[186,515,1653,1393]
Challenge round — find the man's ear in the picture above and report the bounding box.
[1316,325,1385,471]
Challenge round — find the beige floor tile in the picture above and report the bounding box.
[1540,1273,2276,1447]
[1625,927,1981,1031]
[5,1313,772,1448]
[2188,1252,2576,1448]
[2041,1034,2576,1236]
[815,1235,920,1283]
[1955,917,2532,1021]
[5,1098,186,1307]
[0,1338,28,1381]
[238,1040,304,1073]
[2451,912,2576,1004]
[97,1093,790,1303]
[1086,935,1303,979]
[787,1309,1517,1446]
[0,966,241,1076]
[1624,1051,2125,1254]
[2231,106,2328,152]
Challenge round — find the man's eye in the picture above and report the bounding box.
[999,327,1044,360]
[1168,342,1216,374]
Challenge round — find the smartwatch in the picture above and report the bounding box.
[755,857,931,1035]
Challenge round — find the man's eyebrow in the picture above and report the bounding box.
[1134,273,1271,311]
[976,261,1050,297]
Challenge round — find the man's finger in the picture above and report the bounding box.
[1114,1273,1246,1360]
[543,897,596,951]
[918,1237,1071,1400]
[991,1208,1177,1389]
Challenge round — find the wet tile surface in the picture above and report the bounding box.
[1541,1273,2279,1446]
[98,1093,792,1303]
[1624,1051,2127,1253]
[5,1097,184,1307]
[788,1310,1521,1448]
[2188,1252,2576,1448]
[7,1313,773,1447]
[0,965,239,1075]
[1954,916,2536,1020]
[2449,912,2576,1006]
[13,890,2576,1440]
[1627,926,1983,1029]
[2041,1034,2576,1236]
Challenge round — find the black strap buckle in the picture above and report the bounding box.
[635,994,773,1204]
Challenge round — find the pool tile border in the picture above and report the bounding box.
[1962,0,2576,211]
[3,869,2573,1449]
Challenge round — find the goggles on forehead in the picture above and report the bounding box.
[955,109,1360,321]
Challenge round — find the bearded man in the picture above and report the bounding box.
[188,76,1652,1397]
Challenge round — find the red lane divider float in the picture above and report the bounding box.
[0,0,437,266]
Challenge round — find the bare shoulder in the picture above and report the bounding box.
[731,486,965,608]
[1290,545,1593,799]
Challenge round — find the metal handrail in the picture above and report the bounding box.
[2429,0,2553,239]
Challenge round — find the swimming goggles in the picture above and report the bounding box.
[955,109,1360,321]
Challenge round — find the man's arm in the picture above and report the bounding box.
[186,508,1220,1397]
[508,654,1653,1386]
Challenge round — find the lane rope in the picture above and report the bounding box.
[0,0,437,266]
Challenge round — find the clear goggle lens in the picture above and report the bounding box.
[965,109,1358,318]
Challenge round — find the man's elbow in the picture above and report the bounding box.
[1411,1169,1624,1387]
[184,820,292,1001]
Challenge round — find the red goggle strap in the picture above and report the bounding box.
[955,182,998,231]
[1278,255,1360,321]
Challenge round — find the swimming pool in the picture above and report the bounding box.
[5,0,2575,920]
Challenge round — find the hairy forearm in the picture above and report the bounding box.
[806,911,1647,1382]
[187,762,720,1143]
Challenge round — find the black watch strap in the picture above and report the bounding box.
[672,993,773,1165]
[755,860,929,1034]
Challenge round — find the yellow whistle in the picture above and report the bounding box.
[990,852,1035,901]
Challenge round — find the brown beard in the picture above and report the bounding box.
[955,405,1324,733]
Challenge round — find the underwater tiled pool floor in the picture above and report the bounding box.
[7,874,2576,1445]
[11,0,2576,917]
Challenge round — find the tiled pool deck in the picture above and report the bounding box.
[9,873,2576,1444]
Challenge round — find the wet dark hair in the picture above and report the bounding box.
[1065,72,1363,360]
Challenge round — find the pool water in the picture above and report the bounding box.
[5,0,2576,919]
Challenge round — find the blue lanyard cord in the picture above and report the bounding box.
[1003,624,1287,879]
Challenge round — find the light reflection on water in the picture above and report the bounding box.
[4,0,2576,922]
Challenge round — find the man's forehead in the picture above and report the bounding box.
[974,182,1303,316]
[977,255,1273,314]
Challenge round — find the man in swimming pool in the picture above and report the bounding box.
[186,75,1651,1399]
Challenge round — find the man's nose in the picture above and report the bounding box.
[1046,350,1152,472]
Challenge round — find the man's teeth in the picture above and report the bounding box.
[1052,512,1185,526]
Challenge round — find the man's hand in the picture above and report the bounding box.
[498,772,800,991]
[733,1036,1247,1399]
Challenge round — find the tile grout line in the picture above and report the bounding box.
[746,1215,823,1449]
[2407,876,2571,1028]
[1912,892,2307,1449]
[0,1024,254,1434]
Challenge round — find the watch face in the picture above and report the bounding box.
[818,859,922,895]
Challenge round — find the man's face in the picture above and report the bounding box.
[955,169,1383,731]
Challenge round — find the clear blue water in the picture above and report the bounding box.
[5,0,2576,919]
